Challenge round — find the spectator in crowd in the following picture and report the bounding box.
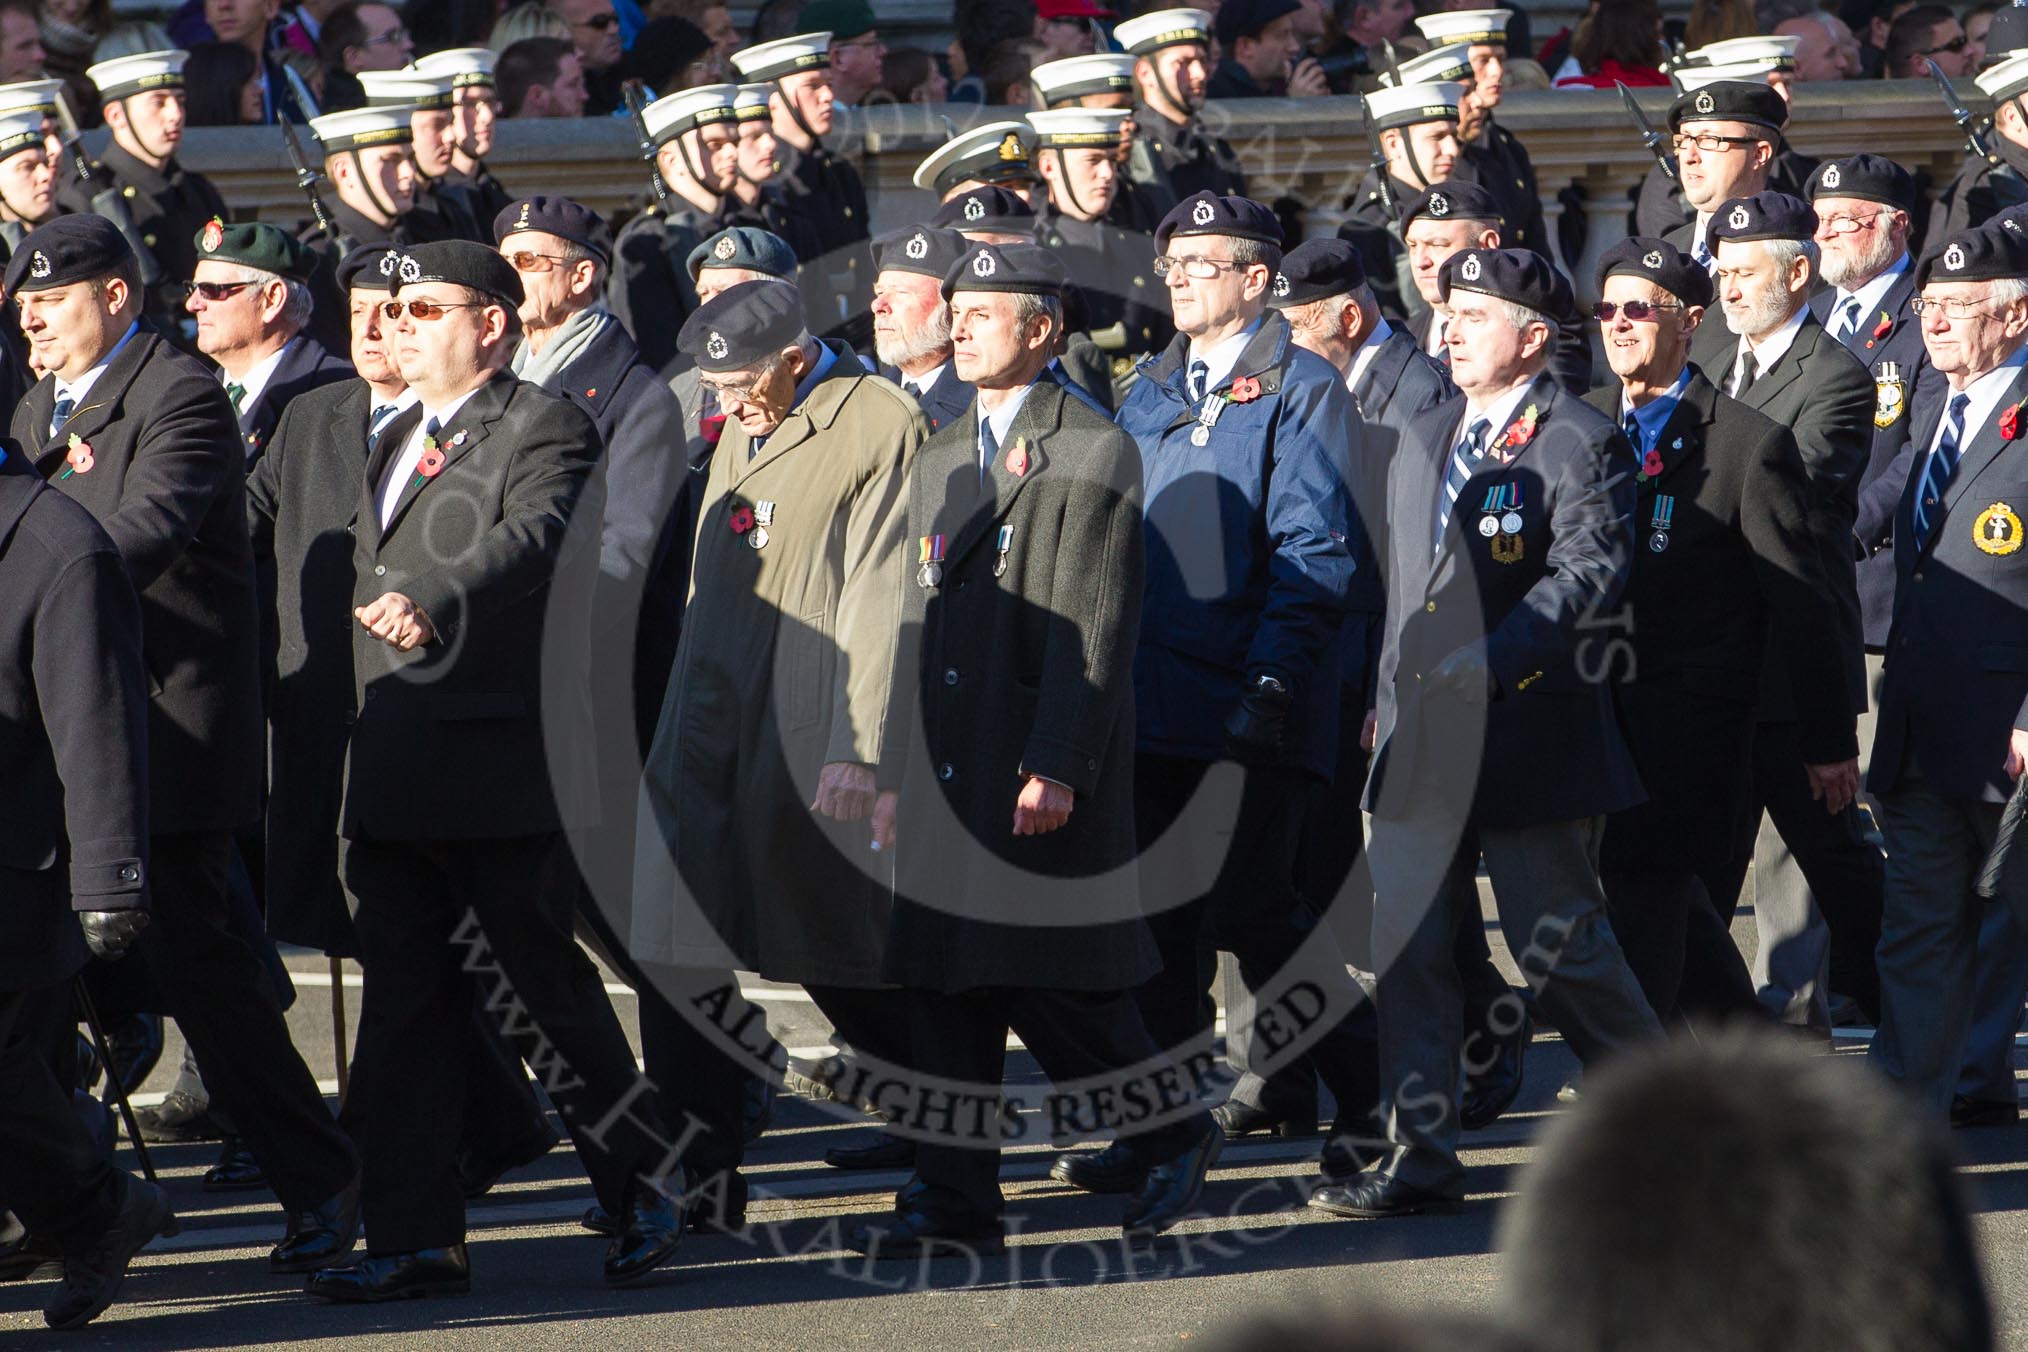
[275,1,338,56]
[499,35,588,117]
[1553,0,1667,88]
[1500,1031,1994,1352]
[1881,3,1968,78]
[750,0,809,46]
[1965,1,2001,70]
[627,16,719,94]
[316,2,412,112]
[0,0,46,85]
[1033,0,1108,61]
[1208,0,1330,98]
[651,0,741,67]
[202,0,314,123]
[1340,0,1416,56]
[880,46,948,104]
[803,0,885,107]
[981,36,1045,105]
[1777,7,1862,80]
[1684,0,1758,47]
[486,2,572,53]
[1851,0,1918,78]
[184,40,263,126]
[39,0,112,124]
[545,0,624,114]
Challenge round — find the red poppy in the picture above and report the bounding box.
[1506,417,1537,449]
[1230,375,1262,403]
[1005,444,1028,476]
[1641,449,1665,479]
[1871,314,1892,341]
[729,504,755,534]
[2004,404,2022,441]
[416,447,446,478]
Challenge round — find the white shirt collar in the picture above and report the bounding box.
[1425,309,1449,356]
[978,380,1035,469]
[54,321,140,410]
[369,387,419,422]
[1833,252,1910,330]
[1691,213,1716,268]
[1348,317,1394,393]
[1741,304,1809,374]
[902,361,946,395]
[1460,378,1535,446]
[226,337,298,418]
[1186,316,1262,395]
[1931,344,2028,457]
[378,383,488,528]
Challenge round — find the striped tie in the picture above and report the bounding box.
[1837,296,1863,341]
[1913,392,1971,545]
[1434,417,1490,552]
[49,395,74,440]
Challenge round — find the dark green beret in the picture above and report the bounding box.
[194,217,316,284]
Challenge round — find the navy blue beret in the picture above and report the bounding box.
[685,225,798,281]
[1598,236,1713,308]
[1437,246,1572,319]
[931,184,1036,235]
[390,239,525,309]
[1269,238,1365,306]
[1805,153,1914,213]
[337,244,403,293]
[1668,80,1785,133]
[494,194,612,266]
[1402,180,1504,231]
[1155,190,1283,252]
[1914,223,2028,289]
[940,241,1070,300]
[678,279,806,370]
[6,215,134,293]
[874,225,970,281]
[1704,190,1817,253]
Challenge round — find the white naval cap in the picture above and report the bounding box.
[911,120,1035,193]
[85,49,189,101]
[1413,8,1511,47]
[0,108,43,161]
[0,78,62,118]
[732,32,832,82]
[1684,34,1800,70]
[1028,107,1131,149]
[732,82,773,119]
[360,69,454,110]
[1674,59,1784,91]
[1379,43,1474,88]
[1978,47,2028,103]
[642,83,740,145]
[310,103,416,152]
[411,47,497,87]
[1363,81,1464,131]
[1113,9,1212,57]
[1030,53,1137,106]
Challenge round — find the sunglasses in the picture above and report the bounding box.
[575,11,618,30]
[380,299,488,321]
[1919,35,1968,55]
[181,279,257,302]
[1592,299,1684,322]
[504,249,574,273]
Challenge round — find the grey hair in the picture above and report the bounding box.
[212,262,314,331]
[1986,276,2028,309]
[1494,297,1552,334]
[1229,237,1284,275]
[1012,290,1064,337]
[557,239,610,294]
[1761,235,1821,280]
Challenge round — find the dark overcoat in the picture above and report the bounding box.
[606,200,714,373]
[237,333,354,465]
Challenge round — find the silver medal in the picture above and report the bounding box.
[1478,515,1499,537]
[1191,425,1210,446]
[1649,531,1669,553]
[1501,511,1522,534]
[918,561,943,588]
[749,526,768,550]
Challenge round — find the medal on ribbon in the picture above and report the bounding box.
[993,525,1014,578]
[1479,482,1521,538]
[1649,493,1675,552]
[750,500,774,550]
[917,533,946,588]
[1190,389,1225,447]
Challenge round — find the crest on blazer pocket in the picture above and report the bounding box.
[1975,502,2023,556]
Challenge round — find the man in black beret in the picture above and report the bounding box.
[1862,222,2028,1120]
[5,213,366,1275]
[1691,191,1879,1032]
[852,238,1222,1255]
[188,218,353,466]
[635,278,930,1198]
[871,225,974,432]
[1579,236,1857,1030]
[1927,50,2028,246]
[1660,82,1792,272]
[310,238,687,1300]
[1342,246,1665,1219]
[1635,78,1819,241]
[1054,190,1378,1195]
[0,424,165,1331]
[932,184,1038,244]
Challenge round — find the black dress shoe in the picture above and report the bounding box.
[203,1135,268,1192]
[1317,1124,1383,1183]
[271,1178,361,1274]
[849,1207,1005,1258]
[306,1245,471,1302]
[824,1132,915,1170]
[1461,1017,1532,1131]
[1123,1123,1223,1242]
[603,1187,687,1287]
[1952,1096,2021,1128]
[43,1178,177,1330]
[1307,1174,1460,1219]
[1210,1100,1315,1139]
[580,1204,620,1238]
[457,1120,559,1199]
[584,1171,748,1237]
[1049,1140,1149,1194]
[133,1090,223,1143]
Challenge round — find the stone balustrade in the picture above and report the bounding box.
[172,80,1976,305]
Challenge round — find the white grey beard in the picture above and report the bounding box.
[873,308,952,370]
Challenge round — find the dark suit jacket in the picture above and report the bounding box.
[881,360,975,435]
[1924,145,2028,250]
[246,378,376,956]
[880,377,1157,994]
[1583,371,1856,870]
[1409,303,1592,398]
[343,372,604,841]
[237,333,354,465]
[1694,315,1873,719]
[1365,372,1645,828]
[0,457,149,990]
[1812,263,1947,646]
[12,322,264,835]
[1872,360,2028,802]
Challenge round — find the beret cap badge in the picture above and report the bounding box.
[706,331,730,360]
[1461,253,1482,282]
[1643,249,1664,269]
[1946,242,1968,271]
[516,201,531,226]
[714,235,737,260]
[200,217,224,252]
[905,232,928,260]
[1821,164,1841,190]
[1428,192,1450,217]
[964,197,985,221]
[1694,89,1714,113]
[398,254,422,283]
[378,250,398,276]
[1273,272,1291,296]
[1192,199,1216,225]
[1727,204,1750,230]
[29,250,48,278]
[973,251,997,277]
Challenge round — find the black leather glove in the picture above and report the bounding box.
[79,909,149,962]
[1427,645,1498,706]
[1224,673,1294,765]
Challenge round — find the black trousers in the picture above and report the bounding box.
[1600,868,1713,1023]
[0,983,123,1250]
[1132,755,1378,1127]
[805,984,914,1069]
[335,985,550,1161]
[1694,720,1884,1020]
[907,985,1211,1224]
[140,830,355,1211]
[344,832,675,1252]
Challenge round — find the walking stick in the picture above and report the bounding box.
[329,956,350,1103]
[74,980,156,1183]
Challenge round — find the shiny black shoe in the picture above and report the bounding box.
[1307,1174,1460,1219]
[133,1090,222,1144]
[1951,1096,2021,1128]
[306,1245,471,1302]
[100,1013,164,1100]
[1049,1140,1150,1194]
[603,1187,687,1287]
[584,1171,747,1238]
[849,1207,1006,1258]
[271,1178,361,1274]
[1211,1099,1316,1139]
[1316,1123,1384,1183]
[1461,1017,1532,1131]
[823,1132,915,1170]
[457,1120,559,1199]
[43,1178,178,1331]
[202,1135,268,1193]
[1123,1124,1222,1243]
[580,1204,621,1238]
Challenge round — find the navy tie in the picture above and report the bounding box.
[979,415,998,486]
[1914,392,1971,544]
[1434,417,1490,552]
[1837,296,1863,341]
[367,403,399,452]
[1624,412,1643,458]
[1188,359,1209,403]
[49,395,75,440]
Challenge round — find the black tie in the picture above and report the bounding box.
[1624,412,1642,457]
[979,416,998,486]
[1732,353,1758,399]
[367,403,398,452]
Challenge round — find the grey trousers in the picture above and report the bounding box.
[1868,774,2008,1116]
[1956,902,2028,1104]
[1365,783,1662,1193]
